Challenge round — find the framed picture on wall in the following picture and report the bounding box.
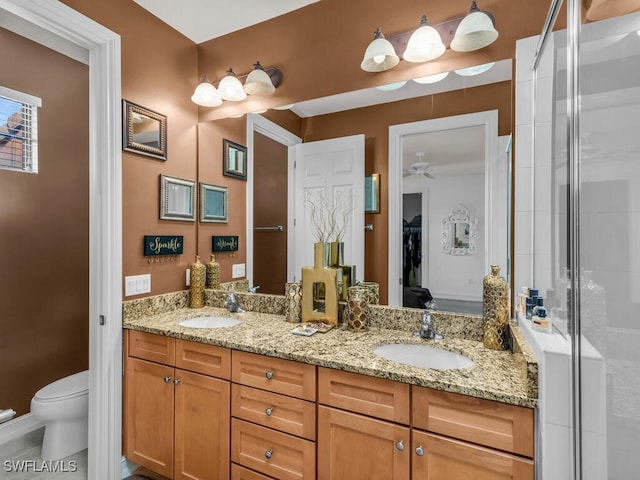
[223,138,247,180]
[122,99,167,161]
[160,174,195,221]
[200,182,228,222]
[365,174,380,213]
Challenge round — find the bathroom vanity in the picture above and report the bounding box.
[123,304,537,479]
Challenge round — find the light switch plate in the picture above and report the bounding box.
[186,268,190,287]
[232,263,245,279]
[124,274,151,296]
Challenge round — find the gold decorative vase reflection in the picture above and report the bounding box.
[206,254,220,289]
[189,255,206,308]
[302,242,339,326]
[482,265,509,350]
[285,281,303,323]
[347,286,368,332]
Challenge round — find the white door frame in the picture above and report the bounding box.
[246,114,302,286]
[388,110,498,307]
[0,1,122,478]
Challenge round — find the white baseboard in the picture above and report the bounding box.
[0,413,45,445]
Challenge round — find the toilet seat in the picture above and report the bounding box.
[34,370,88,402]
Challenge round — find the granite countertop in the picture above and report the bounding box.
[123,306,537,408]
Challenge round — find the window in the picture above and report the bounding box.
[0,86,41,173]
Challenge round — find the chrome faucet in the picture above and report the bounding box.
[224,292,245,313]
[417,311,443,340]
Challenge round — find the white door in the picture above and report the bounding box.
[291,134,365,282]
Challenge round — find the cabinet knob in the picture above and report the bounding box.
[163,376,171,383]
[415,445,424,456]
[395,440,405,451]
[265,407,273,416]
[174,378,181,385]
[265,370,274,379]
[264,449,273,459]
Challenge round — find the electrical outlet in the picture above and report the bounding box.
[232,263,246,279]
[186,268,191,287]
[124,274,151,296]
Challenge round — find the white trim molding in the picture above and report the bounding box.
[0,1,122,478]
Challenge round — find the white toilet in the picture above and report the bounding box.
[30,370,89,461]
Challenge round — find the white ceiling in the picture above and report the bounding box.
[133,0,319,44]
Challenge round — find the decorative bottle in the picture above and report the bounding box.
[189,255,206,308]
[206,254,220,289]
[482,265,509,350]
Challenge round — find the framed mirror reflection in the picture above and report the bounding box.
[223,138,247,180]
[123,99,167,160]
[200,183,228,223]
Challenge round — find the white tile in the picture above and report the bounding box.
[534,166,552,212]
[534,252,552,293]
[581,354,607,434]
[534,211,552,256]
[582,430,608,480]
[514,253,533,291]
[515,211,533,255]
[534,121,553,167]
[516,80,534,126]
[541,423,573,480]
[516,35,538,83]
[515,166,533,212]
[544,352,572,426]
[534,34,555,80]
[515,124,533,169]
[534,77,554,124]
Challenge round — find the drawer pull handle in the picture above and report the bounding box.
[174,378,181,385]
[265,407,273,416]
[415,445,424,456]
[396,440,405,451]
[163,376,172,383]
[265,370,274,379]
[264,449,273,459]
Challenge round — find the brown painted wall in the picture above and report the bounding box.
[0,28,89,415]
[61,0,200,296]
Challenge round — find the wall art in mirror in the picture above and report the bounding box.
[223,138,247,180]
[442,203,477,255]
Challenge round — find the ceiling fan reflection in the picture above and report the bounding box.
[402,161,437,179]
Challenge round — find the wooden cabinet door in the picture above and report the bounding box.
[174,369,230,480]
[412,430,534,480]
[317,406,409,480]
[124,357,174,479]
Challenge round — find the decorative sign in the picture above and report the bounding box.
[212,235,239,252]
[144,235,184,256]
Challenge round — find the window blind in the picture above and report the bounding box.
[0,86,42,174]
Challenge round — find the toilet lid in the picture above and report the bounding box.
[35,370,88,401]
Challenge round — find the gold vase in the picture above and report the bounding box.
[189,255,206,308]
[206,254,220,289]
[347,286,368,332]
[301,242,339,326]
[482,265,509,350]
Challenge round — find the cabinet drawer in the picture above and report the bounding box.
[231,463,276,480]
[128,330,175,365]
[318,367,410,425]
[412,430,534,479]
[176,339,231,379]
[231,418,315,480]
[232,351,316,401]
[412,386,534,458]
[232,384,316,440]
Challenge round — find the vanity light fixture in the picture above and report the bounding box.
[361,28,400,72]
[191,75,222,107]
[413,71,449,84]
[450,1,499,52]
[361,3,499,73]
[454,61,495,76]
[192,64,282,107]
[244,62,275,96]
[403,15,445,63]
[218,68,247,101]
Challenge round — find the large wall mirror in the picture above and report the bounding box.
[199,59,513,317]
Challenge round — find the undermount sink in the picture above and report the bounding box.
[373,344,473,370]
[178,316,242,329]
